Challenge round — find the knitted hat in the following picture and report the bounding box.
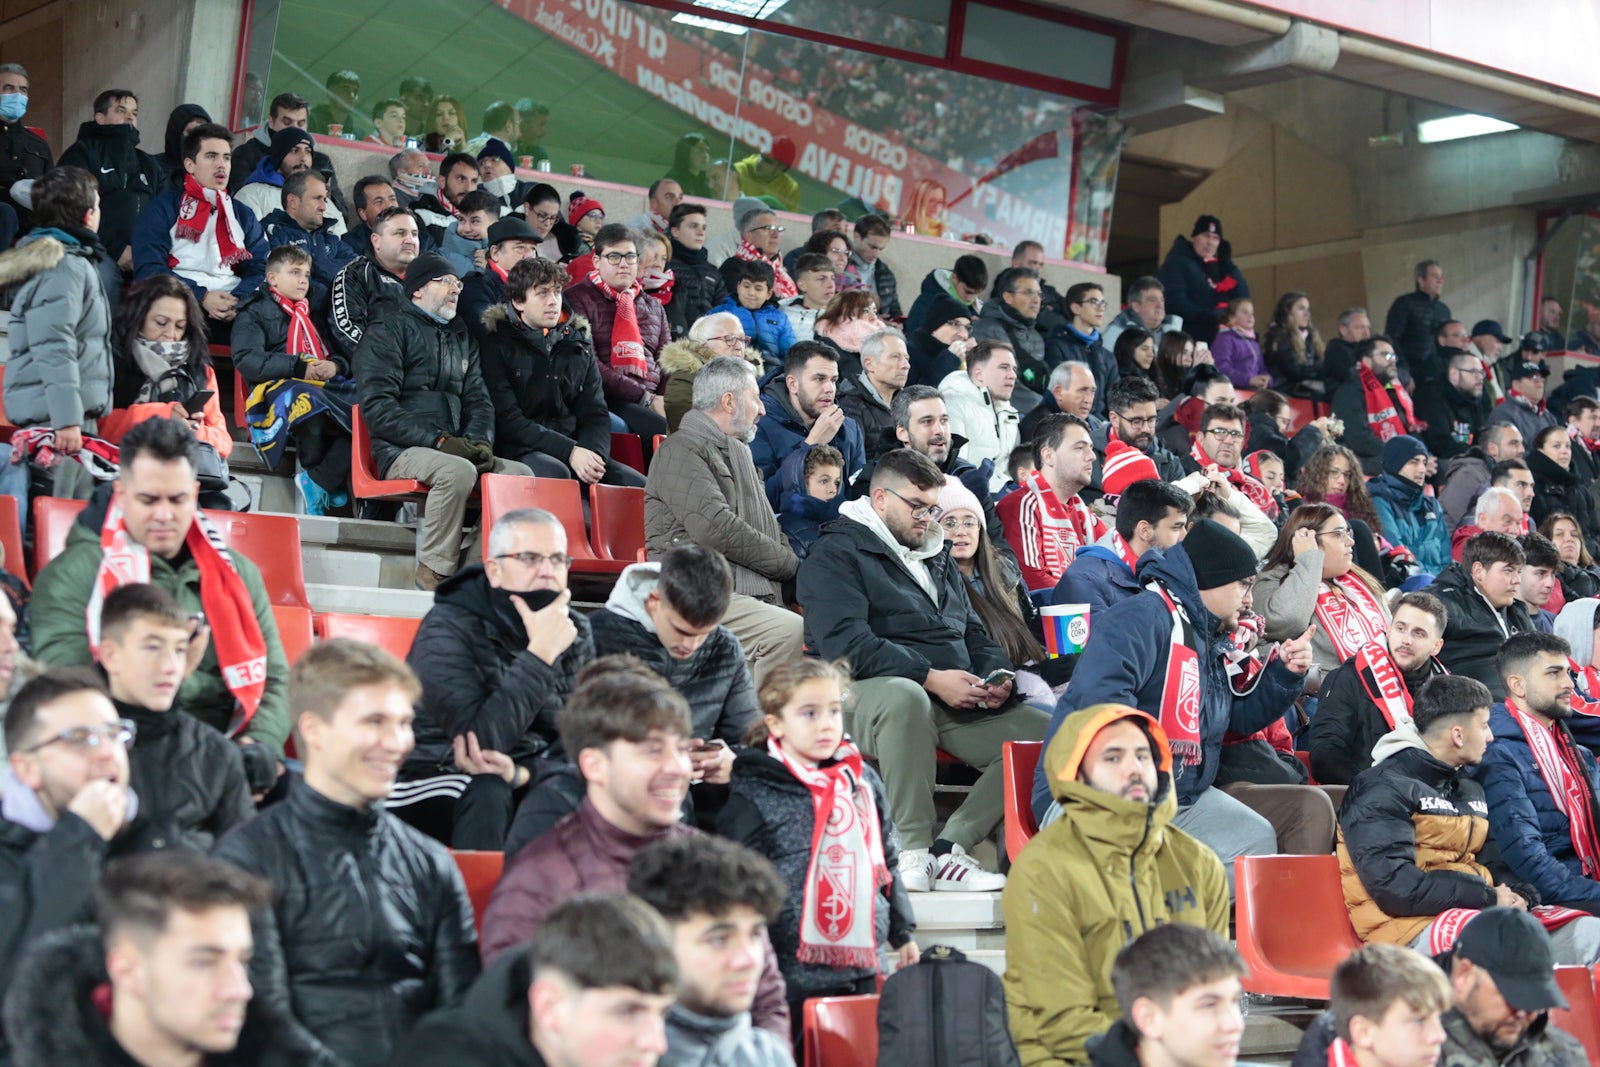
[1555,598,1600,668]
[923,294,972,334]
[1192,214,1222,238]
[767,135,798,168]
[1182,520,1258,590]
[404,252,456,297]
[1101,439,1159,497]
[487,216,536,247]
[267,126,315,170]
[1381,434,1429,476]
[936,477,984,522]
[476,136,515,172]
[732,196,768,232]
[568,195,605,227]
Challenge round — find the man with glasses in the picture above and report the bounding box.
[1182,403,1278,524]
[666,203,729,339]
[567,224,672,448]
[1333,335,1417,476]
[1418,350,1491,463]
[974,267,1047,411]
[459,216,541,341]
[1033,520,1318,884]
[1045,282,1120,418]
[999,412,1107,590]
[1090,375,1187,490]
[1485,362,1557,454]
[721,210,796,303]
[0,668,135,1024]
[356,253,532,591]
[403,507,592,847]
[799,448,1049,891]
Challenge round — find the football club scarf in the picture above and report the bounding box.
[587,270,651,379]
[1505,699,1600,879]
[1314,572,1389,662]
[1358,364,1415,442]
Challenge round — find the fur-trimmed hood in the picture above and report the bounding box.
[658,336,760,377]
[480,301,591,342]
[4,925,329,1066]
[0,234,67,291]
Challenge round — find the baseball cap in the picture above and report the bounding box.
[1453,908,1568,1012]
[1509,361,1551,382]
[1471,319,1513,344]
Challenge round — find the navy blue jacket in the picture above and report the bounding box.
[1032,544,1302,821]
[131,186,268,301]
[1475,701,1600,909]
[750,376,867,509]
[258,209,356,308]
[1052,538,1146,614]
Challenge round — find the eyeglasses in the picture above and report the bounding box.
[1080,298,1108,309]
[430,276,464,291]
[1317,526,1355,542]
[939,517,981,533]
[20,719,137,755]
[1205,428,1245,440]
[1371,351,1397,362]
[709,334,750,348]
[749,224,786,234]
[1114,414,1157,430]
[882,486,943,521]
[601,252,640,265]
[531,210,561,224]
[494,551,571,569]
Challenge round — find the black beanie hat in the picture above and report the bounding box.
[404,252,456,297]
[1183,519,1259,590]
[924,294,972,334]
[267,126,315,170]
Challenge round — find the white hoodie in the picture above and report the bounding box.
[838,496,944,603]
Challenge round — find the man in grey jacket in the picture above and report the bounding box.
[644,356,802,686]
[628,835,794,1067]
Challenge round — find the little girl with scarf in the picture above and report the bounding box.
[718,659,919,1055]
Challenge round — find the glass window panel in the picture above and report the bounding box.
[959,3,1117,90]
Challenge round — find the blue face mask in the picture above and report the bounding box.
[0,93,26,123]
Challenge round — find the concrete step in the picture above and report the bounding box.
[307,583,436,618]
[913,927,1007,953]
[907,890,1003,932]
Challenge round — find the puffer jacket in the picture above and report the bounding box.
[750,376,867,506]
[645,408,798,602]
[663,1005,795,1067]
[130,186,268,302]
[212,777,481,1067]
[458,266,506,342]
[1475,701,1600,909]
[588,563,759,744]
[1431,561,1533,699]
[478,304,611,463]
[1337,739,1533,946]
[479,798,791,1040]
[706,294,794,372]
[119,698,254,854]
[55,120,164,260]
[1052,531,1145,615]
[258,208,356,307]
[1306,655,1444,786]
[563,278,670,406]
[1033,543,1304,820]
[658,337,762,432]
[5,926,330,1067]
[972,299,1046,390]
[1044,325,1119,417]
[939,368,1020,494]
[665,238,729,339]
[329,254,406,363]
[353,298,496,477]
[907,325,963,388]
[1382,290,1453,385]
[836,372,899,464]
[0,232,113,429]
[406,564,594,773]
[32,488,290,754]
[904,267,979,336]
[1005,707,1229,1067]
[798,498,1010,684]
[1369,472,1452,576]
[232,287,347,381]
[718,748,915,995]
[1157,235,1248,344]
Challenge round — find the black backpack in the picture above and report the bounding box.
[877,945,1021,1067]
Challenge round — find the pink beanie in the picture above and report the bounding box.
[937,476,984,521]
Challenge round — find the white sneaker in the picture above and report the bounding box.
[931,845,1007,891]
[898,848,935,892]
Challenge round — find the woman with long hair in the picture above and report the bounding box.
[423,96,467,152]
[666,133,714,198]
[813,290,885,380]
[1255,503,1391,676]
[1113,327,1155,383]
[1542,511,1600,602]
[802,230,857,292]
[1262,291,1325,397]
[1528,424,1600,556]
[1296,444,1385,578]
[1151,329,1198,398]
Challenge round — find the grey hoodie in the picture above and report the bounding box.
[1369,719,1428,767]
[1554,597,1600,666]
[661,1005,793,1067]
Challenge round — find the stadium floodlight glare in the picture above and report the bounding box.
[1417,114,1518,144]
[672,0,790,34]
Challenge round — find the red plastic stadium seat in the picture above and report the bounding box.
[32,496,87,575]
[1234,854,1363,999]
[1294,750,1318,784]
[802,995,878,1067]
[0,495,27,589]
[452,849,505,936]
[1553,967,1600,1064]
[478,474,625,576]
[208,511,310,610]
[232,368,250,430]
[1003,740,1043,862]
[272,605,314,665]
[610,432,645,475]
[317,612,422,660]
[0,365,15,441]
[589,484,646,563]
[351,406,429,501]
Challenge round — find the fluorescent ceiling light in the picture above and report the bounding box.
[1417,114,1518,144]
[672,0,789,34]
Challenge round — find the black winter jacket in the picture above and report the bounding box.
[56,121,163,260]
[836,372,899,462]
[971,299,1046,391]
[212,778,481,1067]
[1415,381,1486,462]
[798,507,1010,683]
[1382,290,1452,385]
[258,208,355,309]
[478,304,611,463]
[1044,325,1119,417]
[354,299,496,477]
[1306,657,1443,786]
[459,267,506,341]
[665,237,729,338]
[329,255,405,364]
[1431,561,1532,700]
[1527,448,1600,558]
[719,750,915,994]
[397,949,546,1067]
[232,289,349,386]
[1156,235,1248,344]
[5,926,331,1067]
[120,699,255,853]
[407,564,594,771]
[907,326,962,388]
[0,119,50,219]
[229,135,348,215]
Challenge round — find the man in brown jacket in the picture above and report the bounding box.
[644,355,803,686]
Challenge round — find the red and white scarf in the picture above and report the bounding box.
[1505,699,1600,878]
[270,287,327,362]
[1016,469,1105,584]
[1354,643,1442,729]
[1569,422,1600,456]
[587,271,651,380]
[171,175,250,267]
[768,737,889,969]
[86,501,267,737]
[1571,658,1600,717]
[735,239,797,300]
[1188,441,1276,514]
[1151,582,1203,766]
[1509,389,1547,417]
[640,266,675,307]
[1427,905,1589,955]
[1358,364,1416,442]
[1314,573,1389,662]
[1326,1038,1357,1067]
[1110,531,1140,571]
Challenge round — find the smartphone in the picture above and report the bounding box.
[983,669,1016,688]
[183,390,215,414]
